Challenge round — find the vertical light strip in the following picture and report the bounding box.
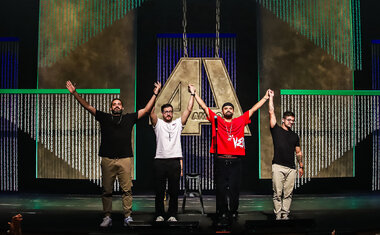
[133,29,138,180]
[318,95,321,173]
[350,0,356,70]
[256,2,263,179]
[52,0,56,65]
[1,95,4,190]
[0,39,19,191]
[372,41,380,190]
[331,0,336,61]
[281,90,380,186]
[357,0,362,70]
[157,34,236,190]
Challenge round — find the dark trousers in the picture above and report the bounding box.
[154,158,181,217]
[215,157,242,215]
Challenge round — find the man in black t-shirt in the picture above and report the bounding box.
[66,80,161,227]
[268,90,304,220]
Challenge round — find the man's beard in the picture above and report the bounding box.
[284,123,292,130]
[112,109,122,115]
[164,116,173,122]
[224,112,233,119]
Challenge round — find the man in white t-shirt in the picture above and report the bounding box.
[150,85,196,222]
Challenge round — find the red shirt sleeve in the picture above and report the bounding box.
[234,111,251,125]
[243,111,251,125]
[207,108,216,122]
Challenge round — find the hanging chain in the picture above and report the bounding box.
[215,0,220,57]
[182,0,188,57]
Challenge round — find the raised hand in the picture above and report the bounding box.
[299,167,304,177]
[153,82,162,95]
[188,84,196,94]
[268,89,274,98]
[66,80,76,94]
[264,89,271,100]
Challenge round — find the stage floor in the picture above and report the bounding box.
[1,193,380,234]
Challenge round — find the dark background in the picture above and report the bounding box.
[0,0,379,195]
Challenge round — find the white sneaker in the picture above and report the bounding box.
[100,216,112,227]
[123,216,133,226]
[167,216,177,222]
[155,216,164,222]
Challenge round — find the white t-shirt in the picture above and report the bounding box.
[153,118,183,159]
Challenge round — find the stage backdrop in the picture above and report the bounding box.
[36,0,140,182]
[257,0,362,182]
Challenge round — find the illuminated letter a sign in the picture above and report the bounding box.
[154,57,251,136]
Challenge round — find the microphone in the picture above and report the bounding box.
[214,115,218,156]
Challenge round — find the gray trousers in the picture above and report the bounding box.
[272,163,296,219]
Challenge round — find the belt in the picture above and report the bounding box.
[103,156,129,160]
[217,155,238,159]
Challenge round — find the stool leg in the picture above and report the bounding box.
[182,193,187,213]
[182,176,189,214]
[199,194,205,214]
[196,176,205,214]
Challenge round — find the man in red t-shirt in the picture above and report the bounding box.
[189,84,270,226]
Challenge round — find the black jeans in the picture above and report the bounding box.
[154,158,181,217]
[215,157,242,216]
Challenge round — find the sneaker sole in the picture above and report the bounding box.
[100,223,112,228]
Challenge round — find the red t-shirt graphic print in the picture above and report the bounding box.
[207,108,251,156]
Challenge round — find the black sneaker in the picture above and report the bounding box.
[216,213,230,227]
[231,211,238,220]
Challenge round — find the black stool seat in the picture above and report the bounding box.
[182,173,205,214]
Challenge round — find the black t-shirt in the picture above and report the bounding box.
[270,124,300,169]
[95,110,138,158]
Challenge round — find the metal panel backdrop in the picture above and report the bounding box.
[257,0,363,186]
[38,0,145,67]
[256,0,362,70]
[36,0,141,190]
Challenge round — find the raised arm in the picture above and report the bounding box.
[268,89,276,128]
[66,80,96,116]
[150,107,158,127]
[180,159,183,177]
[137,82,161,119]
[295,146,304,176]
[181,85,195,125]
[248,89,270,118]
[189,84,210,119]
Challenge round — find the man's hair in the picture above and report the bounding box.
[283,111,295,118]
[161,103,173,113]
[110,98,123,107]
[222,102,234,110]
